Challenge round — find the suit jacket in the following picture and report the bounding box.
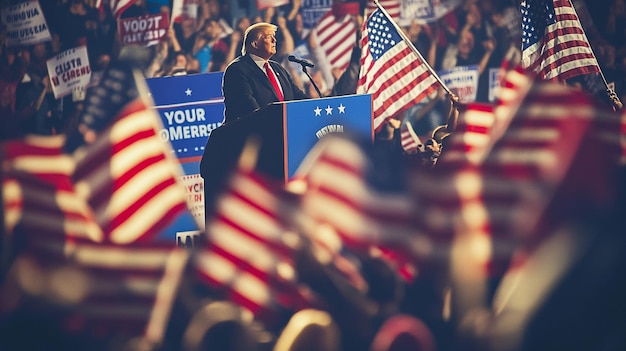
[222,54,308,122]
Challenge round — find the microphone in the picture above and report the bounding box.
[288,55,315,68]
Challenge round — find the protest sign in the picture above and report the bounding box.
[46,46,91,99]
[118,13,169,46]
[438,65,479,103]
[2,1,51,46]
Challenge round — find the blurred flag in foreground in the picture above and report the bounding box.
[439,103,495,165]
[1,135,189,344]
[400,121,424,154]
[440,65,533,166]
[70,62,191,244]
[195,162,314,326]
[294,135,431,277]
[358,9,440,132]
[520,0,599,81]
[1,59,195,345]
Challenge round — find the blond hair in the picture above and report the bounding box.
[242,22,277,56]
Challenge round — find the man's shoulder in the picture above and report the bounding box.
[225,55,253,71]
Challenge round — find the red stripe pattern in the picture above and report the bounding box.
[2,135,101,242]
[313,11,357,71]
[357,9,439,132]
[1,135,188,341]
[195,168,314,324]
[400,121,424,154]
[296,136,426,267]
[440,103,495,165]
[521,0,600,81]
[72,99,189,244]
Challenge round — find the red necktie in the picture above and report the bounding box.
[264,62,284,101]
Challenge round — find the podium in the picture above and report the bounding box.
[199,94,372,211]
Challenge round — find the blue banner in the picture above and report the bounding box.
[146,72,225,243]
[147,72,225,161]
[285,94,372,178]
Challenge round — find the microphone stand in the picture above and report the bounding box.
[299,63,323,98]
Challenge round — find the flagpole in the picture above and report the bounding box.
[373,0,453,97]
[567,0,623,110]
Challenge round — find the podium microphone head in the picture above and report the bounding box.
[288,55,314,68]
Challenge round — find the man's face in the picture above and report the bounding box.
[251,29,277,60]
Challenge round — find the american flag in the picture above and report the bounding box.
[520,0,599,81]
[312,11,357,72]
[70,64,190,244]
[480,82,595,243]
[483,77,625,252]
[357,9,440,132]
[440,65,533,166]
[194,166,314,325]
[490,64,533,143]
[439,103,495,165]
[413,74,624,315]
[482,76,625,323]
[400,120,424,154]
[1,136,189,342]
[295,135,427,261]
[1,135,101,243]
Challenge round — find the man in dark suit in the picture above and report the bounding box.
[222,22,309,122]
[200,22,309,217]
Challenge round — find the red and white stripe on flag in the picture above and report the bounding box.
[195,167,313,324]
[490,65,534,144]
[1,135,189,341]
[313,11,357,71]
[440,65,533,166]
[482,80,625,245]
[72,99,189,244]
[1,135,102,242]
[439,103,495,165]
[357,9,440,132]
[521,0,600,81]
[400,121,424,154]
[295,136,424,261]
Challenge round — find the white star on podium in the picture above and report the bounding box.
[185,88,192,96]
[338,103,346,113]
[325,105,333,115]
[314,106,322,116]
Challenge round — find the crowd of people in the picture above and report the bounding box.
[1,0,625,142]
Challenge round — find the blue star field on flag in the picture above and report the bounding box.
[521,0,556,51]
[366,10,403,61]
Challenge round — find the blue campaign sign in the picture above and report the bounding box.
[285,94,373,179]
[145,72,225,243]
[146,72,225,161]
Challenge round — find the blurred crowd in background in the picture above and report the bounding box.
[1,0,625,142]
